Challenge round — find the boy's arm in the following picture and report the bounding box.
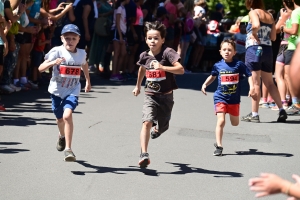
[133,66,146,96]
[39,58,65,72]
[201,75,216,95]
[153,61,184,75]
[81,62,91,92]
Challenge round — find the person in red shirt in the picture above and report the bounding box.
[31,24,51,87]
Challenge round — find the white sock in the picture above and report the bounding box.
[93,1,98,18]
[64,148,71,151]
[252,112,258,117]
[14,79,19,85]
[20,77,27,84]
[59,133,65,138]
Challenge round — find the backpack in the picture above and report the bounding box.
[184,12,194,34]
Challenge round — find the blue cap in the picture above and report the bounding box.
[215,3,224,10]
[157,6,167,18]
[61,24,81,36]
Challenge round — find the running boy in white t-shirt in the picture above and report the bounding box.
[39,24,91,162]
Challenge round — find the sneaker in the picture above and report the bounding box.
[259,102,269,108]
[27,81,39,89]
[277,109,288,122]
[15,81,30,91]
[56,136,66,151]
[89,65,97,72]
[271,105,288,111]
[0,85,14,93]
[9,84,21,92]
[151,128,161,139]
[0,102,5,111]
[268,102,276,108]
[139,152,150,168]
[241,113,260,123]
[213,143,223,156]
[109,74,125,81]
[241,112,251,121]
[64,150,76,162]
[285,104,300,116]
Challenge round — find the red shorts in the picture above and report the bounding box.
[214,102,240,116]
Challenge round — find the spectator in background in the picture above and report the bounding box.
[210,3,224,23]
[142,0,159,23]
[72,0,95,50]
[88,0,113,73]
[178,0,194,73]
[229,16,243,34]
[163,0,181,49]
[109,0,130,81]
[232,22,247,62]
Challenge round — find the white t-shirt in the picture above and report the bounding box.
[194,6,205,17]
[111,6,127,34]
[233,33,246,54]
[45,46,87,99]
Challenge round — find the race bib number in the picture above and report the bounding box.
[146,69,166,81]
[220,73,239,85]
[59,65,81,78]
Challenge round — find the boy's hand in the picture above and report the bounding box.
[248,88,257,100]
[201,84,207,95]
[151,60,163,70]
[132,86,141,96]
[85,81,91,92]
[54,57,65,65]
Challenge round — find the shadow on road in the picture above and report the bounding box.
[159,162,243,178]
[223,149,293,157]
[72,160,242,178]
[0,116,56,126]
[72,160,159,176]
[0,142,29,154]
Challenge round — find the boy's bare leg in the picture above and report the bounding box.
[56,118,65,136]
[229,115,239,126]
[63,108,73,150]
[216,113,225,147]
[140,121,153,153]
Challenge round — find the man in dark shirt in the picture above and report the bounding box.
[210,3,224,23]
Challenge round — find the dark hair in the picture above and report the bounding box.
[115,0,126,9]
[294,0,300,6]
[144,21,166,39]
[284,0,294,10]
[143,0,159,15]
[245,0,265,10]
[220,39,236,51]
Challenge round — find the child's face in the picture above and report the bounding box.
[219,42,236,62]
[61,32,80,52]
[145,30,165,53]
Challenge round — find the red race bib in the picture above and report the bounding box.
[146,69,166,81]
[220,73,239,85]
[59,65,81,78]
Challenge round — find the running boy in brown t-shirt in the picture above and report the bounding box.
[132,21,184,168]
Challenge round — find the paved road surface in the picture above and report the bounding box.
[1,73,299,200]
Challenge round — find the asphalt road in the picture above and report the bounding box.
[1,72,299,200]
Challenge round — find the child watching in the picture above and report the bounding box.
[39,24,91,162]
[132,21,184,168]
[201,39,256,156]
[232,22,247,62]
[31,24,51,87]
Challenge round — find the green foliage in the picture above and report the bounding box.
[206,0,284,21]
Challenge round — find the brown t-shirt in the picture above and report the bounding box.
[136,46,180,94]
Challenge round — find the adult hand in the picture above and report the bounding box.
[249,173,287,197]
[248,88,257,100]
[250,34,260,44]
[57,3,65,10]
[65,3,73,11]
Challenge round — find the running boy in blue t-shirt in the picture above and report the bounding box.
[201,39,257,156]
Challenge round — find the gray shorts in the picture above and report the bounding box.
[142,93,174,134]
